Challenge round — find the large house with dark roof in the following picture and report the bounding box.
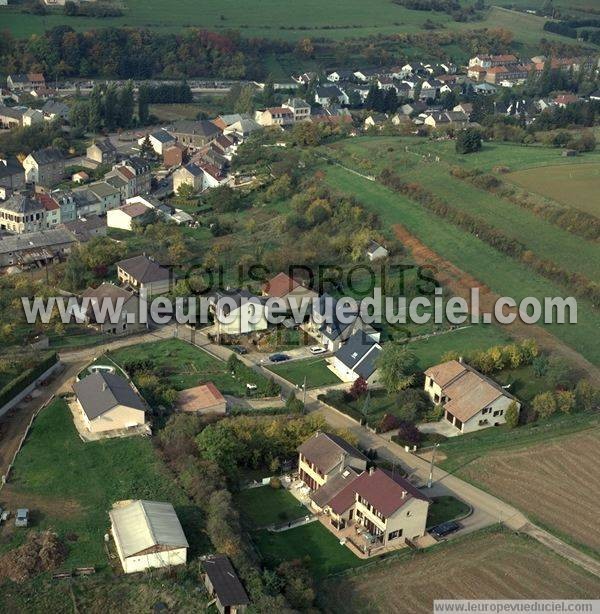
[80,283,145,335]
[424,359,520,434]
[329,330,382,384]
[297,431,367,491]
[117,254,172,296]
[0,193,45,233]
[22,147,65,186]
[168,119,221,149]
[73,371,146,434]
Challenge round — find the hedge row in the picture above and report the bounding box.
[0,353,58,409]
[379,168,600,307]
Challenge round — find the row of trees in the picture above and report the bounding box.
[70,83,134,132]
[138,82,193,124]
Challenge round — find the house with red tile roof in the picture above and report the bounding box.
[424,359,520,434]
[262,272,318,312]
[176,382,227,414]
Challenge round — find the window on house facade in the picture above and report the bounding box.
[388,529,402,540]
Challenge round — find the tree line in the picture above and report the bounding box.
[69,83,134,132]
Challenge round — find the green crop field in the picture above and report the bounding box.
[320,162,600,366]
[508,164,600,218]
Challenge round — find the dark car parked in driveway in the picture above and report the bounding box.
[430,520,461,539]
[269,353,290,363]
[231,345,248,355]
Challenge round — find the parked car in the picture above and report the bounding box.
[15,508,29,528]
[269,353,290,363]
[430,520,461,539]
[309,346,327,355]
[231,345,248,355]
[246,383,257,391]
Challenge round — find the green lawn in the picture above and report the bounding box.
[109,338,271,397]
[1,399,208,569]
[436,409,600,474]
[234,485,307,528]
[253,521,366,577]
[267,357,341,389]
[426,496,470,528]
[321,163,600,366]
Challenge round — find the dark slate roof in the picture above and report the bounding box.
[42,100,69,117]
[150,130,175,143]
[183,162,203,177]
[0,157,24,179]
[74,372,145,420]
[315,85,344,98]
[90,138,116,154]
[123,156,150,174]
[297,432,367,475]
[334,330,381,380]
[318,297,358,341]
[170,120,221,138]
[202,555,250,607]
[30,147,64,166]
[1,193,44,214]
[310,467,360,509]
[0,228,77,256]
[117,254,170,283]
[0,105,25,120]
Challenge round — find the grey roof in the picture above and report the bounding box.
[170,119,221,138]
[285,97,310,109]
[297,432,367,474]
[60,215,106,240]
[0,105,25,120]
[228,118,261,133]
[182,162,203,177]
[217,113,248,125]
[334,330,381,380]
[89,138,116,154]
[319,297,358,341]
[0,157,23,179]
[72,188,101,209]
[366,240,384,254]
[42,100,69,118]
[202,555,250,607]
[29,147,64,166]
[117,254,170,283]
[150,130,175,143]
[110,500,189,559]
[105,175,128,189]
[0,193,44,214]
[0,228,77,256]
[123,156,150,174]
[88,181,120,199]
[213,289,266,314]
[73,371,145,420]
[315,85,344,98]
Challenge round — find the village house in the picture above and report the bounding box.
[0,156,25,190]
[163,142,187,168]
[106,158,151,198]
[283,98,311,122]
[176,382,227,415]
[80,283,145,335]
[173,162,203,194]
[0,227,77,269]
[60,214,107,241]
[212,113,251,130]
[22,108,43,127]
[35,192,61,229]
[223,118,262,140]
[168,119,221,149]
[7,73,46,92]
[110,500,188,574]
[42,99,70,122]
[107,201,154,231]
[73,371,147,434]
[254,107,295,127]
[87,139,118,165]
[424,359,520,434]
[329,330,382,384]
[202,555,250,614]
[297,431,368,491]
[22,147,65,186]
[262,271,318,313]
[210,288,269,336]
[0,193,45,234]
[314,85,349,107]
[117,254,172,296]
[318,467,430,555]
[0,105,25,129]
[137,130,176,156]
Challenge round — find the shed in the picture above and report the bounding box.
[202,554,250,614]
[109,500,188,574]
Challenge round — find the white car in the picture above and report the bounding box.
[246,383,258,391]
[309,346,327,355]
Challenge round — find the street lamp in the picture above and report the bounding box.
[427,443,440,489]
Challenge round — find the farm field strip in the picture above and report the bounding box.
[458,429,600,554]
[319,530,600,613]
[321,164,600,365]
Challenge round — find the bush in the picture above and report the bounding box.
[455,128,482,154]
[395,421,422,447]
[532,391,557,418]
[378,413,402,433]
[505,401,519,428]
[270,477,282,489]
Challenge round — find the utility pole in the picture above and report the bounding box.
[302,376,307,412]
[427,443,439,489]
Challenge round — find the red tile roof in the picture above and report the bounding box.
[263,272,301,298]
[35,192,60,212]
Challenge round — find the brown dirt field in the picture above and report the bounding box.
[319,531,600,613]
[392,224,600,381]
[459,429,600,553]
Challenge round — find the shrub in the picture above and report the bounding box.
[270,477,282,489]
[555,390,575,414]
[574,380,599,412]
[455,127,482,154]
[395,421,422,446]
[505,401,520,428]
[378,413,402,433]
[532,391,557,418]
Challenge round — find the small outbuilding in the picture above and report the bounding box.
[202,554,250,614]
[109,500,189,574]
[176,382,227,414]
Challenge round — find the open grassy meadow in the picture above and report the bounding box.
[319,529,600,613]
[0,399,207,569]
[320,158,600,366]
[458,427,600,554]
[508,163,600,218]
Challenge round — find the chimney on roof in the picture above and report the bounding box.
[401,490,406,499]
[369,466,375,475]
[458,356,463,363]
[102,381,107,391]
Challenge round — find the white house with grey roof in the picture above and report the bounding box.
[73,371,147,434]
[22,147,65,186]
[109,500,188,574]
[329,330,382,384]
[366,240,388,261]
[117,254,171,295]
[137,130,176,156]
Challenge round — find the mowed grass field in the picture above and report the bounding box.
[267,357,341,389]
[508,163,600,217]
[319,529,600,613]
[459,427,600,553]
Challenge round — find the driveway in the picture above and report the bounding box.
[418,419,460,438]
